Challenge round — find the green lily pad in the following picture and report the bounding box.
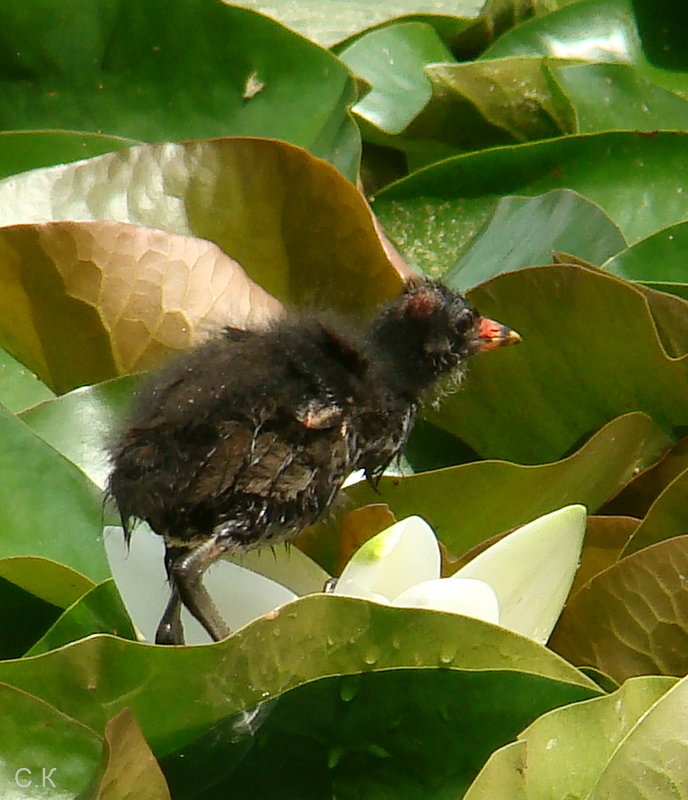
[0,577,62,660]
[0,403,109,582]
[223,0,498,47]
[431,266,688,463]
[0,556,96,657]
[84,709,171,800]
[549,535,688,681]
[586,673,688,799]
[339,22,455,135]
[161,668,597,800]
[445,189,626,291]
[549,61,688,131]
[0,130,137,181]
[0,595,597,755]
[0,0,359,178]
[483,0,688,98]
[603,220,688,301]
[0,344,54,412]
[414,58,688,156]
[20,375,139,489]
[463,675,678,799]
[0,556,94,608]
[632,0,688,71]
[26,579,137,657]
[416,57,572,152]
[374,131,688,274]
[625,466,688,554]
[0,681,102,798]
[327,413,670,568]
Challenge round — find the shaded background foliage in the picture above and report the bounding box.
[1,0,688,797]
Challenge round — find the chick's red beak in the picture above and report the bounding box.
[469,317,522,354]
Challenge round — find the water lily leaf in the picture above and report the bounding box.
[374,131,688,274]
[463,675,678,799]
[624,466,688,554]
[567,515,638,595]
[580,666,619,693]
[20,375,139,489]
[634,282,688,360]
[0,0,359,178]
[0,595,597,755]
[445,190,625,291]
[0,682,102,797]
[0,220,283,393]
[0,139,404,386]
[633,0,688,69]
[339,413,670,565]
[416,58,688,156]
[84,708,171,800]
[439,267,688,463]
[339,22,455,136]
[455,505,586,643]
[603,220,688,301]
[0,344,54,412]
[0,576,61,660]
[549,61,688,131]
[603,437,688,519]
[0,130,138,181]
[227,0,563,49]
[483,0,688,98]
[402,417,481,473]
[161,668,596,800]
[26,579,137,657]
[0,404,109,582]
[549,535,688,681]
[0,556,94,608]
[419,57,573,150]
[587,673,688,799]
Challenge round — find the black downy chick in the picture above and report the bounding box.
[108,279,520,644]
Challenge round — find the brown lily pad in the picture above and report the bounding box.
[0,220,282,392]
[549,535,688,682]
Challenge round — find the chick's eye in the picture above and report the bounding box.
[453,306,477,332]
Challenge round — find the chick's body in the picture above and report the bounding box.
[110,317,413,553]
[108,279,519,644]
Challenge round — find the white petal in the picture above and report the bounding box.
[104,523,297,644]
[333,515,440,601]
[454,505,587,644]
[223,544,329,595]
[393,577,500,623]
[341,469,366,488]
[204,560,298,637]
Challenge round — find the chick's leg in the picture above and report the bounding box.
[156,537,231,644]
[156,584,183,645]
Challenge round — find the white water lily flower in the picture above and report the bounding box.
[455,504,587,643]
[332,515,500,624]
[106,505,586,646]
[332,505,587,642]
